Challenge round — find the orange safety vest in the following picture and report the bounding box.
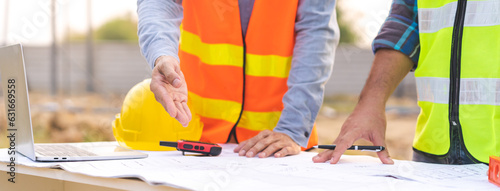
[179,0,318,149]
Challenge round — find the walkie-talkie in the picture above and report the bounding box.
[159,140,222,156]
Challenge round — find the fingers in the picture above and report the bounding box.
[235,131,301,158]
[253,138,280,158]
[266,143,285,158]
[312,150,334,163]
[312,139,394,165]
[330,140,354,164]
[376,150,394,164]
[237,130,273,157]
[258,141,287,158]
[311,106,391,165]
[151,75,190,127]
[233,140,247,153]
[158,63,182,88]
[274,146,299,158]
[182,102,192,124]
[330,128,360,164]
[151,82,178,118]
[155,56,183,88]
[372,137,394,164]
[151,56,190,127]
[175,102,189,127]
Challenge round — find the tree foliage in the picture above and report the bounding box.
[337,1,358,44]
[94,17,138,42]
[66,15,138,42]
[67,7,356,44]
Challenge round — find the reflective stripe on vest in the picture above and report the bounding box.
[417,77,500,105]
[419,0,500,33]
[416,0,500,163]
[180,0,318,149]
[180,29,292,78]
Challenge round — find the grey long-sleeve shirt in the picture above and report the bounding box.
[137,0,339,147]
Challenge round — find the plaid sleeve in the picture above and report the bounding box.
[372,0,419,67]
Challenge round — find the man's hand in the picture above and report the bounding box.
[312,49,413,165]
[150,55,192,127]
[234,130,301,158]
[312,103,394,164]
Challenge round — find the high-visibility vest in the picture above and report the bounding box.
[179,0,318,149]
[415,0,500,163]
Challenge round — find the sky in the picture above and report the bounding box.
[0,0,391,47]
[341,0,392,47]
[0,0,137,46]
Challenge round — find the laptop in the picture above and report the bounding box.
[0,44,148,162]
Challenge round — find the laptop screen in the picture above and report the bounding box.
[0,44,36,160]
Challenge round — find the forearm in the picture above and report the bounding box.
[137,0,183,69]
[274,0,339,147]
[357,49,413,109]
[313,0,416,165]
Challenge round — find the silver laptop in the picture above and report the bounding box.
[0,44,148,162]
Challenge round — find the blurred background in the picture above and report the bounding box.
[0,0,419,160]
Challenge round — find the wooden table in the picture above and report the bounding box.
[0,161,185,191]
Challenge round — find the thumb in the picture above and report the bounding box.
[156,58,182,88]
[377,149,394,164]
[373,139,394,164]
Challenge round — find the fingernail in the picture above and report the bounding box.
[172,79,181,87]
[275,153,281,157]
[239,150,246,156]
[246,151,254,157]
[312,156,319,162]
[387,157,395,164]
[259,153,266,158]
[330,158,337,164]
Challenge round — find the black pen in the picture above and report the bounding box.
[313,145,385,152]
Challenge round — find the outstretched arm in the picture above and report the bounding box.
[313,0,419,164]
[137,0,191,126]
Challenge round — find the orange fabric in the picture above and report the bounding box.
[235,127,260,143]
[181,51,243,102]
[181,0,318,148]
[244,75,287,112]
[182,0,242,46]
[305,124,318,150]
[245,0,298,56]
[199,116,235,144]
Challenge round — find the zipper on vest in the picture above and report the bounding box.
[448,0,478,163]
[449,0,466,129]
[226,33,247,143]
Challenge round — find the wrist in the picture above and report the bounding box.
[154,55,178,68]
[354,97,386,115]
[358,96,386,109]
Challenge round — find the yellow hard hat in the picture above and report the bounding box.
[112,78,202,151]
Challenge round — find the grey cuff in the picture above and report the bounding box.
[273,124,313,148]
[145,41,180,70]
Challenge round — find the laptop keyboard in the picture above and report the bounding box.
[35,145,98,157]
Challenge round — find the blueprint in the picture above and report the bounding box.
[0,143,496,190]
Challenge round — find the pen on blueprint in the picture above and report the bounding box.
[313,145,385,152]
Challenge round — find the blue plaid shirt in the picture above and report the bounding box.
[373,0,419,68]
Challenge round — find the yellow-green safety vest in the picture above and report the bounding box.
[415,0,500,163]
